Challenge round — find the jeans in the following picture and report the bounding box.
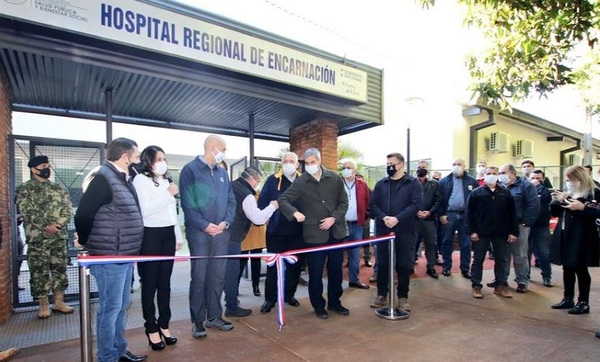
[470,236,509,287]
[528,226,552,280]
[224,241,242,311]
[417,220,437,269]
[264,234,303,303]
[188,230,229,323]
[345,222,364,284]
[305,234,344,312]
[441,212,471,273]
[507,225,530,285]
[376,232,416,298]
[90,263,133,362]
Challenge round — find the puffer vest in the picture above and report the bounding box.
[85,163,144,256]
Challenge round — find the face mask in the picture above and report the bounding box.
[484,174,498,185]
[213,147,226,164]
[416,168,428,178]
[386,165,397,177]
[498,174,510,184]
[566,181,580,192]
[282,163,296,177]
[451,165,464,176]
[341,168,353,178]
[476,166,486,175]
[36,167,51,179]
[154,161,168,176]
[305,164,320,175]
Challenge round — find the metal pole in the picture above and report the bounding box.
[105,89,113,143]
[249,113,255,167]
[375,236,409,320]
[406,126,411,174]
[79,250,93,362]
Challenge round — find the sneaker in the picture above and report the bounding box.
[192,322,207,338]
[206,317,234,331]
[327,304,350,315]
[224,306,252,317]
[494,285,513,298]
[369,275,377,283]
[398,297,411,311]
[486,280,496,288]
[472,286,483,299]
[370,295,387,308]
[543,279,554,287]
[516,284,529,293]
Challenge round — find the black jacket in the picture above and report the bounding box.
[465,184,519,238]
[418,177,442,221]
[370,173,423,235]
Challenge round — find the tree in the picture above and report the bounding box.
[420,0,600,110]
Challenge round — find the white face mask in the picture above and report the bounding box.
[484,174,498,185]
[498,174,510,184]
[566,180,580,192]
[341,168,353,179]
[305,164,320,175]
[451,165,464,176]
[476,166,486,175]
[154,161,168,176]
[282,163,296,177]
[213,147,226,164]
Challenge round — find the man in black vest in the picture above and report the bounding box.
[223,167,278,317]
[75,137,147,362]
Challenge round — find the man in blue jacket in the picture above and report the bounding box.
[495,163,541,293]
[438,158,479,278]
[180,135,236,338]
[369,152,423,311]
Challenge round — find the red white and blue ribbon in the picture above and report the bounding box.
[77,234,395,330]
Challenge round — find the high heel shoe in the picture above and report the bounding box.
[568,301,590,315]
[159,328,177,345]
[145,331,165,351]
[253,285,261,297]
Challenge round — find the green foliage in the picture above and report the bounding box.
[420,0,600,110]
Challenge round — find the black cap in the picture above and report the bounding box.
[27,155,49,168]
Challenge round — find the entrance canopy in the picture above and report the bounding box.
[0,0,383,142]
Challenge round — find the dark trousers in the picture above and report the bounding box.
[563,265,591,302]
[224,241,242,311]
[138,226,176,334]
[376,232,416,298]
[264,234,304,303]
[305,235,344,311]
[239,248,263,288]
[470,236,509,287]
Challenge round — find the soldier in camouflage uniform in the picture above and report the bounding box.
[15,155,74,318]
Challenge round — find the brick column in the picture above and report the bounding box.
[289,118,338,170]
[0,66,13,324]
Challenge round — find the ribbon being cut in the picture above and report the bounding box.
[78,233,395,331]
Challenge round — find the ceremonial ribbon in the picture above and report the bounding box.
[77,234,395,330]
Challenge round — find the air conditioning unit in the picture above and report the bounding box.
[487,131,509,153]
[514,139,534,158]
[567,154,582,166]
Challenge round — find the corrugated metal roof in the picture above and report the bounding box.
[0,10,384,142]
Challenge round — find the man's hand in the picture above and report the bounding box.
[73,232,82,248]
[44,223,62,235]
[417,210,430,219]
[319,217,336,230]
[175,240,183,251]
[507,234,517,243]
[270,200,279,209]
[293,211,305,223]
[383,216,398,229]
[204,223,222,237]
[439,215,449,225]
[470,233,479,242]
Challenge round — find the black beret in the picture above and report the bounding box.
[27,155,49,168]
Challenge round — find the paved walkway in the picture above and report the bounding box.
[2,258,600,361]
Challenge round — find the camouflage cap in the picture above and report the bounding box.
[27,155,49,168]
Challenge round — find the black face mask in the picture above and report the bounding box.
[386,165,397,177]
[36,167,51,179]
[416,168,428,178]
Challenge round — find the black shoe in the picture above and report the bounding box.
[225,306,252,317]
[426,269,439,279]
[159,329,177,345]
[596,330,600,338]
[516,284,529,293]
[253,285,261,297]
[442,269,451,277]
[486,280,496,288]
[315,309,329,319]
[365,260,373,267]
[119,351,148,362]
[461,271,471,279]
[543,278,554,287]
[327,305,350,315]
[299,277,308,286]
[192,322,207,338]
[568,301,590,315]
[551,297,575,309]
[286,297,300,307]
[145,332,165,351]
[348,281,370,289]
[261,300,275,314]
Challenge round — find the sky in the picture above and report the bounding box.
[12,0,593,165]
